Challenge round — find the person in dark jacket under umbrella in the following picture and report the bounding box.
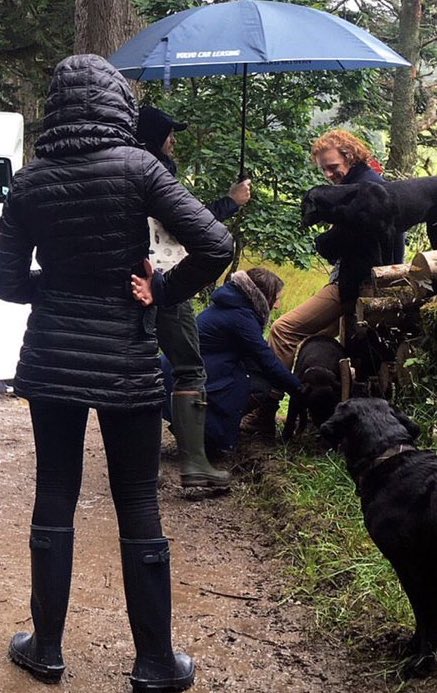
[157,267,302,455]
[243,129,393,439]
[0,55,233,692]
[135,105,251,488]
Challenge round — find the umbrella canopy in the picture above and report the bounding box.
[110,0,410,175]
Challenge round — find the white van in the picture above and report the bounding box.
[0,112,23,216]
[0,112,29,384]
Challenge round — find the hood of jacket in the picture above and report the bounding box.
[211,271,270,327]
[137,106,184,176]
[35,54,139,158]
[137,105,186,157]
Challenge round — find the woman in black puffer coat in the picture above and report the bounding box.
[0,54,233,692]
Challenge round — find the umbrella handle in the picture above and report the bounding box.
[239,64,248,181]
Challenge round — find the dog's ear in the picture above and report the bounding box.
[319,400,355,444]
[330,187,360,222]
[301,186,330,227]
[369,184,396,221]
[389,406,421,440]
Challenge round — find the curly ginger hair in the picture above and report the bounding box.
[311,129,373,167]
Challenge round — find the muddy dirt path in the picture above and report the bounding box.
[0,395,432,692]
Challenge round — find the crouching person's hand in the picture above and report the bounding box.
[295,383,312,403]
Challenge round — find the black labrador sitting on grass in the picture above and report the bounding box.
[321,397,437,676]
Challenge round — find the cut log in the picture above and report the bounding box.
[356,296,404,327]
[371,264,411,290]
[408,251,437,298]
[376,285,416,301]
[420,298,437,355]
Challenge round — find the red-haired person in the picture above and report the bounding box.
[243,129,397,438]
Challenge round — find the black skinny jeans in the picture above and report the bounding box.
[29,400,162,540]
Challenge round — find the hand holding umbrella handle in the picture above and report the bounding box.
[229,178,251,206]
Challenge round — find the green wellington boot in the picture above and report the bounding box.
[171,391,231,488]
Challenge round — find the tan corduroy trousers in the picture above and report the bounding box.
[268,283,354,370]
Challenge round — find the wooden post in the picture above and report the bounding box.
[339,358,354,401]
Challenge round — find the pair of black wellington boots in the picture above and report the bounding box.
[9,526,195,691]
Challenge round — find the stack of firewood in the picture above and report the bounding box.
[340,251,437,398]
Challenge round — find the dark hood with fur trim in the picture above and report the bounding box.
[213,271,270,326]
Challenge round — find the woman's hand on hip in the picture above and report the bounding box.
[131,258,154,306]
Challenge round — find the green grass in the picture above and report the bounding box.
[239,439,414,645]
[239,255,329,313]
[195,256,328,317]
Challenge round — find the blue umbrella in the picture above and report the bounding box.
[110,0,410,177]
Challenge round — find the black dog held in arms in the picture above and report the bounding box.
[321,397,437,676]
[282,335,346,442]
[302,176,437,256]
[301,182,396,302]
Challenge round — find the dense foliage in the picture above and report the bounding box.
[134,0,389,268]
[2,0,436,263]
[0,0,74,128]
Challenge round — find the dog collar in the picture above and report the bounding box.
[355,443,416,496]
[374,444,416,463]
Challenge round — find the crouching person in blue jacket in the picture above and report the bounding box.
[162,267,302,458]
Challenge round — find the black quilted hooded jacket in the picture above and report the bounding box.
[0,54,233,409]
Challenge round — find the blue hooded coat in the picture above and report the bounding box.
[190,271,300,450]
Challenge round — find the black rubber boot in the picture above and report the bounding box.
[9,525,74,683]
[172,391,231,488]
[120,537,195,692]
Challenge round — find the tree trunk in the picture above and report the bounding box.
[386,0,422,177]
[74,0,144,57]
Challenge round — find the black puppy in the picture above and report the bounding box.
[303,176,437,252]
[282,335,345,441]
[321,397,437,674]
[302,182,396,302]
[302,181,395,233]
